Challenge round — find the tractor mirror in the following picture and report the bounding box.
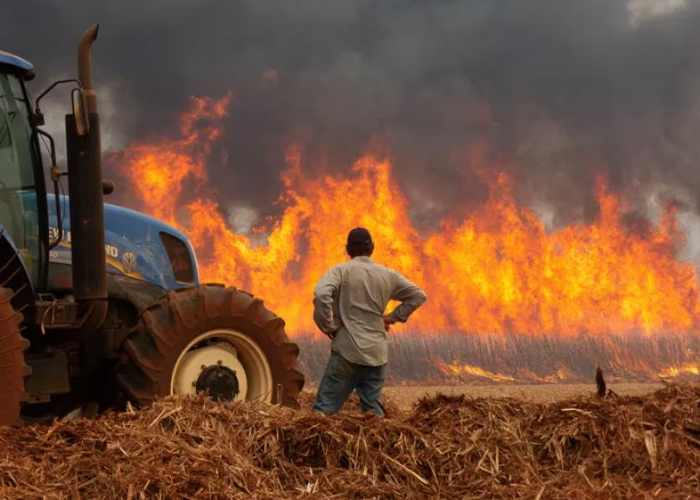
[72,89,90,137]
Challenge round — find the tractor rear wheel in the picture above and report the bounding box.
[116,284,304,407]
[0,287,29,426]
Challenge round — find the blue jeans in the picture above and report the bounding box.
[313,351,387,416]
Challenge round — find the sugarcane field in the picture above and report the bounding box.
[3,1,700,498]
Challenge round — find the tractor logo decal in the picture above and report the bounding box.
[122,252,137,275]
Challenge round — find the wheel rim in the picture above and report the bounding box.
[170,328,273,403]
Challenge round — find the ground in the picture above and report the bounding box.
[384,382,664,410]
[305,382,665,412]
[3,382,697,498]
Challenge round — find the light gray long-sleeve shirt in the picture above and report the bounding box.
[313,256,427,366]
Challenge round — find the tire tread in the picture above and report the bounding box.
[116,285,304,407]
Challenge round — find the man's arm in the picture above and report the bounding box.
[386,272,427,325]
[313,266,343,337]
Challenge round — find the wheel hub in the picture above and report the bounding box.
[171,342,249,400]
[170,330,273,403]
[195,364,239,401]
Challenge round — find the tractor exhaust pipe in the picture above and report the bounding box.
[66,23,107,331]
[78,24,99,114]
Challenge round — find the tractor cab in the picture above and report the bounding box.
[0,51,47,292]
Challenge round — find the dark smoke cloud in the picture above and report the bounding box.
[2,0,700,237]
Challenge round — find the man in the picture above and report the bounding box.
[312,227,427,416]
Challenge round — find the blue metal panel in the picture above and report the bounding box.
[47,195,199,291]
[0,50,33,72]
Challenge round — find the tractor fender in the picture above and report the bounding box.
[107,273,168,313]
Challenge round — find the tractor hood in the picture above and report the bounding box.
[47,194,199,292]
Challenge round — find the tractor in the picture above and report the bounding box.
[0,25,304,425]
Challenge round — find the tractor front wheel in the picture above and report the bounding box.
[0,287,29,426]
[116,285,304,407]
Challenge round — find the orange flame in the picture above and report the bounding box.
[437,360,517,383]
[118,93,232,225]
[113,95,700,338]
[658,363,700,378]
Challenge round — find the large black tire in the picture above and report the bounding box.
[0,287,29,426]
[116,284,304,407]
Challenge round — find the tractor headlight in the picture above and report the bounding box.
[159,232,195,284]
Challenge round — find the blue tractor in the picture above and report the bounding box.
[0,25,303,424]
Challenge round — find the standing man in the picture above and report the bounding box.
[313,227,427,416]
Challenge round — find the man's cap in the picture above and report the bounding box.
[347,227,373,246]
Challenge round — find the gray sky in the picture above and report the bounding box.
[2,0,700,241]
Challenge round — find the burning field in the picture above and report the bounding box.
[106,94,700,383]
[2,384,700,498]
[297,332,700,384]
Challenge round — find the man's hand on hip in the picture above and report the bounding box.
[383,315,396,332]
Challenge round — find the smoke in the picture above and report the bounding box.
[627,0,688,27]
[3,0,700,247]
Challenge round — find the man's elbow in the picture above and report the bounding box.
[312,294,327,309]
[313,312,329,333]
[417,290,428,306]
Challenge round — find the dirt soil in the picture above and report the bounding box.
[301,382,664,411]
[302,382,664,411]
[322,382,664,411]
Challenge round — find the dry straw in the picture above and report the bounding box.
[1,384,700,499]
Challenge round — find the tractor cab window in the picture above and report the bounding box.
[0,72,41,284]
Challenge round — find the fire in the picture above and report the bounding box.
[437,360,516,383]
[658,363,700,378]
[111,95,700,339]
[116,93,232,225]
